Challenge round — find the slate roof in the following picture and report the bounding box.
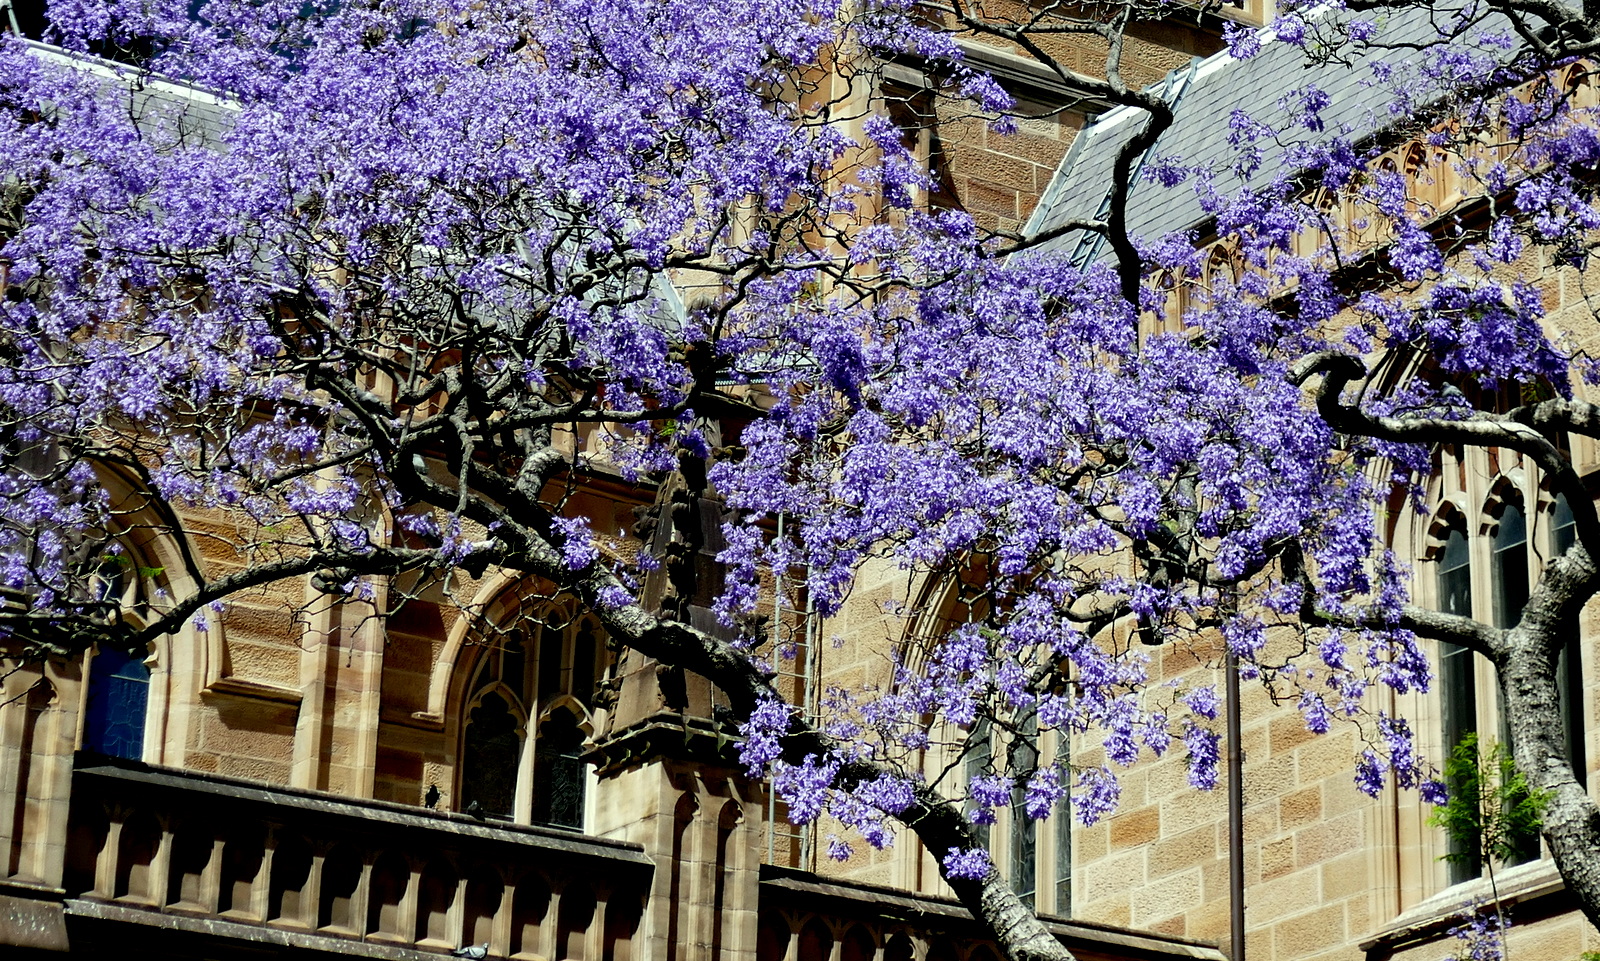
[22,38,238,149]
[1024,8,1508,258]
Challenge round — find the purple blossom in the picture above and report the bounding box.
[739,696,790,776]
[1073,767,1122,826]
[553,516,600,571]
[773,755,839,824]
[942,847,993,880]
[1225,23,1262,60]
[1182,722,1221,791]
[1023,766,1067,819]
[827,836,853,862]
[1183,686,1220,720]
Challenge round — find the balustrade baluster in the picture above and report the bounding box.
[587,884,610,961]
[353,855,375,938]
[399,854,423,946]
[149,814,174,908]
[540,875,564,961]
[200,834,224,913]
[493,867,515,959]
[304,842,329,929]
[253,824,278,921]
[92,802,124,899]
[449,866,468,951]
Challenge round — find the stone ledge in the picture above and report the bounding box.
[65,899,448,959]
[0,886,68,952]
[202,675,304,704]
[1358,859,1571,955]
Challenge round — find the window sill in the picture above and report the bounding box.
[1358,859,1567,954]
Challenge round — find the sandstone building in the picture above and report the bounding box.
[4,3,1598,961]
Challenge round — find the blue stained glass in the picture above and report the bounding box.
[84,646,149,760]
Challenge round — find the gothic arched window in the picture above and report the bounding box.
[1491,502,1528,629]
[1553,494,1587,788]
[1435,523,1480,884]
[83,645,149,760]
[456,608,608,829]
[461,688,525,820]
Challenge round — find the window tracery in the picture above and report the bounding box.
[457,604,610,829]
[1423,459,1588,887]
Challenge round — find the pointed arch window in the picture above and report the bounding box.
[1552,494,1587,787]
[1488,501,1540,865]
[1430,487,1585,884]
[461,687,525,820]
[1008,711,1038,910]
[963,713,1060,913]
[456,608,609,829]
[532,709,585,829]
[1491,503,1528,630]
[1436,524,1481,884]
[83,645,149,760]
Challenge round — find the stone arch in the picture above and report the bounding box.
[838,922,878,961]
[317,843,365,933]
[1561,59,1599,110]
[796,915,832,961]
[1421,500,1471,564]
[68,466,197,765]
[883,929,919,961]
[441,580,613,826]
[1400,140,1436,216]
[1482,474,1530,535]
[757,909,795,961]
[1294,187,1340,258]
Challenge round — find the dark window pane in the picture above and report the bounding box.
[1554,494,1576,555]
[1055,798,1072,915]
[1439,528,1472,617]
[1438,527,1481,883]
[965,720,992,850]
[84,646,149,760]
[461,692,522,819]
[502,633,526,697]
[1010,713,1038,908]
[538,621,563,703]
[1492,506,1528,629]
[572,623,596,706]
[1551,496,1585,785]
[4,0,49,41]
[532,711,585,829]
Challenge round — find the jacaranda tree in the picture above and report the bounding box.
[7,0,1600,957]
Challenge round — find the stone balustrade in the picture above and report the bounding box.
[62,755,652,959]
[756,868,1227,961]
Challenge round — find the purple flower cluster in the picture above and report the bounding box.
[941,847,993,881]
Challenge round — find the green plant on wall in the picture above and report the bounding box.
[1428,733,1552,961]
